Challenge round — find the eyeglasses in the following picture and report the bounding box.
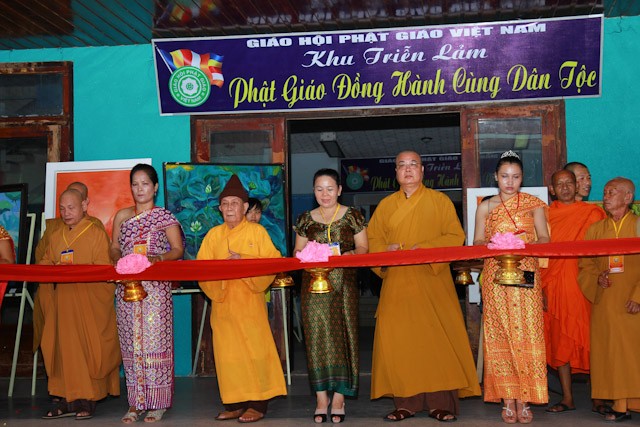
[220,200,243,209]
[396,161,420,169]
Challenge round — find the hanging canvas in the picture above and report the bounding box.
[163,163,287,260]
[0,183,28,264]
[44,159,152,236]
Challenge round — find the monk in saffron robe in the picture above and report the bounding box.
[33,181,105,353]
[39,189,120,420]
[542,169,606,413]
[198,174,286,423]
[368,151,480,423]
[578,177,640,422]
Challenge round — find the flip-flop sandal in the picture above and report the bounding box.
[593,404,613,415]
[605,411,631,422]
[383,409,415,422]
[429,409,457,422]
[546,402,576,413]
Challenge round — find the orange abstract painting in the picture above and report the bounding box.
[55,170,133,236]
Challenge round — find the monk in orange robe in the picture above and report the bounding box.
[578,177,640,422]
[39,189,120,420]
[541,169,605,413]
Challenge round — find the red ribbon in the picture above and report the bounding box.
[1,237,639,283]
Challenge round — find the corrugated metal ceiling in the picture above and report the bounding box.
[1,0,635,50]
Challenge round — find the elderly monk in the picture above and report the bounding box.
[197,174,286,423]
[367,151,480,422]
[578,177,640,422]
[542,170,606,413]
[564,162,592,201]
[38,189,120,420]
[33,182,105,352]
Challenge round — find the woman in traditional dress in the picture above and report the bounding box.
[293,168,368,424]
[110,163,184,424]
[473,151,549,424]
[0,224,15,308]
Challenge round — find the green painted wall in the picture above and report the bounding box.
[565,15,640,200]
[0,45,193,375]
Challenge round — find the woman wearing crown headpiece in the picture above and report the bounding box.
[473,151,550,424]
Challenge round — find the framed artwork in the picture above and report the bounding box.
[44,159,152,236]
[0,183,28,264]
[164,163,286,260]
[465,186,549,303]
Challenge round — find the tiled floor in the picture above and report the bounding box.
[0,323,631,425]
[0,374,626,426]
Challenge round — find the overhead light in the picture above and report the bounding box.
[421,136,433,143]
[319,132,345,158]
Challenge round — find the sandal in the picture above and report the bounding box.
[384,409,415,422]
[122,409,144,423]
[314,407,328,423]
[517,401,533,424]
[144,409,166,423]
[331,403,345,424]
[238,408,265,423]
[429,409,457,422]
[546,402,576,413]
[215,409,244,420]
[605,411,631,422]
[593,404,613,415]
[501,400,517,424]
[42,399,76,419]
[74,399,96,420]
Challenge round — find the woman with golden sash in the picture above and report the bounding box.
[473,151,549,424]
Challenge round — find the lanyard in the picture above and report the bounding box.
[610,211,631,238]
[320,204,340,242]
[62,222,94,250]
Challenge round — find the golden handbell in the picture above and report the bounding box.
[121,280,148,302]
[454,268,474,286]
[494,254,526,286]
[271,272,294,288]
[306,267,333,294]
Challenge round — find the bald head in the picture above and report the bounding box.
[67,182,88,200]
[603,177,635,219]
[59,189,87,228]
[550,169,577,204]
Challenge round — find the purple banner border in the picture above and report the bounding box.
[153,14,603,116]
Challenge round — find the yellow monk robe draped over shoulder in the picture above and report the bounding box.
[367,184,481,399]
[541,201,606,373]
[578,215,640,402]
[197,219,287,404]
[38,217,120,402]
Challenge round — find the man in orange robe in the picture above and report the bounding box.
[38,189,120,419]
[542,169,606,413]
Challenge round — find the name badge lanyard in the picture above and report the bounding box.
[62,222,94,251]
[320,204,340,243]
